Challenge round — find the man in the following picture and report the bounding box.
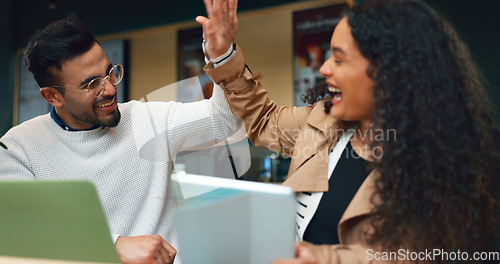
[0,15,242,264]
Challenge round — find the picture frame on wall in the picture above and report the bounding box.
[13,39,128,125]
[176,26,213,103]
[99,39,128,104]
[174,26,251,180]
[293,3,347,107]
[15,51,51,125]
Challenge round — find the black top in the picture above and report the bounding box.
[302,141,370,244]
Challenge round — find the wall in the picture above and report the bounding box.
[99,0,346,106]
[110,0,500,124]
[423,0,500,127]
[0,0,14,136]
[2,0,499,134]
[1,0,340,136]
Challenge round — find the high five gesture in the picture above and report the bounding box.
[196,0,238,59]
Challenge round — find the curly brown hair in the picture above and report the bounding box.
[350,0,499,254]
[306,0,499,256]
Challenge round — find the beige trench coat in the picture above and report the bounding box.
[204,45,397,264]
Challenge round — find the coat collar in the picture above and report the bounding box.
[282,100,342,192]
[338,171,380,243]
[339,171,379,225]
[305,100,340,144]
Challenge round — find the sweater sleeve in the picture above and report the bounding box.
[0,138,36,180]
[112,234,120,244]
[204,44,314,158]
[162,78,244,158]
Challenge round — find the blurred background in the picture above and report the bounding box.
[0,0,499,181]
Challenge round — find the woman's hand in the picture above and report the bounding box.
[272,242,318,264]
[195,0,238,59]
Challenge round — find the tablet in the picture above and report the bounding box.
[172,173,296,264]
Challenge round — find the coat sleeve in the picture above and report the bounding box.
[299,241,403,264]
[204,44,314,157]
[300,241,370,264]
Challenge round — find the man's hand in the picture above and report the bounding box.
[272,242,318,264]
[195,0,238,59]
[115,235,177,264]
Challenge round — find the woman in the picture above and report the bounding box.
[197,0,499,263]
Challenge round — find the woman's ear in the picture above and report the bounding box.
[40,87,63,107]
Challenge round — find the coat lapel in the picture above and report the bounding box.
[282,100,341,192]
[338,171,380,243]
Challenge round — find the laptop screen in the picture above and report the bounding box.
[0,180,119,263]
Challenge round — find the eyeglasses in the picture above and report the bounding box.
[52,64,124,98]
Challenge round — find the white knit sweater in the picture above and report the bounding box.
[0,85,241,263]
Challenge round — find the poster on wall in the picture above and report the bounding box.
[177,26,213,103]
[15,39,127,124]
[175,26,251,181]
[293,4,347,107]
[17,53,51,124]
[99,39,128,104]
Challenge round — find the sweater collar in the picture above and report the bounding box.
[50,107,101,132]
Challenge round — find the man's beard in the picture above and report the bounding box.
[104,109,121,127]
[70,107,121,128]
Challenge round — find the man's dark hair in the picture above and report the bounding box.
[24,14,96,89]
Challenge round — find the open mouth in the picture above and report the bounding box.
[96,96,116,109]
[328,86,342,103]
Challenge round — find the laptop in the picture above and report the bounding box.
[172,173,296,264]
[0,180,120,263]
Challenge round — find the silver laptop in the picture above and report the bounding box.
[172,173,296,264]
[0,180,120,263]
